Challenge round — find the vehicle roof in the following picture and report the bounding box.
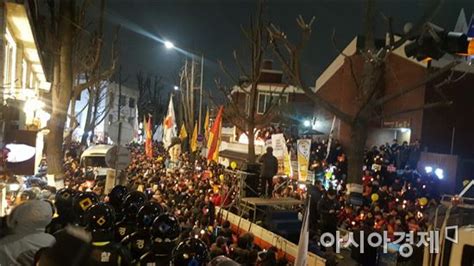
[80,144,113,158]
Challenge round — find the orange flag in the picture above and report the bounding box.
[207,106,224,162]
[145,115,153,158]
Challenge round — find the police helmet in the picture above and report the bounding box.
[55,188,75,214]
[108,185,128,211]
[151,213,181,242]
[72,192,99,225]
[171,238,209,266]
[136,202,163,228]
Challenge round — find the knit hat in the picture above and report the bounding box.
[7,200,53,234]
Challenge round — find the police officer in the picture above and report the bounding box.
[108,185,128,222]
[46,188,76,234]
[85,202,132,265]
[171,238,210,266]
[139,213,181,265]
[115,191,147,242]
[73,191,99,226]
[121,202,163,263]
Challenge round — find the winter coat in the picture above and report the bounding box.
[259,152,278,178]
[0,200,55,266]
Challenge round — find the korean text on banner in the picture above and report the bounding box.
[297,139,311,182]
[272,134,292,176]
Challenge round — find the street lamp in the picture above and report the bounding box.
[164,41,175,49]
[173,85,179,91]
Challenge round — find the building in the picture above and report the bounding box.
[0,1,51,133]
[70,81,139,144]
[314,36,429,148]
[231,60,315,138]
[421,9,474,181]
[0,1,51,175]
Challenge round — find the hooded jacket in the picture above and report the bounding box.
[0,200,55,266]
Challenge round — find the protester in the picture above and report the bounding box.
[258,146,278,197]
[0,200,55,266]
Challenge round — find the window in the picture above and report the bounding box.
[256,92,288,114]
[119,95,126,107]
[129,97,135,108]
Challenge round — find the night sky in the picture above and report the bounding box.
[105,0,473,92]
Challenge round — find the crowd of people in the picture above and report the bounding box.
[0,132,446,266]
[0,142,284,266]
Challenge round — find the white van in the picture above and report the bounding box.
[80,144,114,178]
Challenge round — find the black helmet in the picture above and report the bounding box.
[136,202,163,228]
[171,238,209,266]
[108,185,128,211]
[55,188,75,214]
[85,203,116,242]
[86,203,116,230]
[121,191,147,220]
[122,191,147,209]
[151,213,181,242]
[73,192,99,225]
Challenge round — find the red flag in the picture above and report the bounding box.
[145,115,153,158]
[207,106,224,162]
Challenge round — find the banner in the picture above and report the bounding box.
[297,139,311,182]
[272,134,292,176]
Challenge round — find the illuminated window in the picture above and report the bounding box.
[256,92,288,114]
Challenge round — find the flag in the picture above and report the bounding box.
[295,198,310,266]
[179,124,188,140]
[207,106,223,162]
[325,115,337,160]
[144,115,153,158]
[163,96,177,149]
[204,108,210,141]
[190,122,198,152]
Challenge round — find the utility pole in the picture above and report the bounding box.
[198,54,204,134]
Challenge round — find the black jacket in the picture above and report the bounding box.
[259,153,278,178]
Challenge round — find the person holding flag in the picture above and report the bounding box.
[163,96,177,149]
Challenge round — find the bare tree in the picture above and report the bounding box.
[136,72,166,129]
[208,2,286,164]
[268,0,457,185]
[80,79,113,145]
[43,0,118,184]
[178,59,200,145]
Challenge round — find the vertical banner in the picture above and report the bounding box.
[297,139,311,182]
[272,134,292,176]
[271,134,285,175]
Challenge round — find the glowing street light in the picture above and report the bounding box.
[173,85,179,91]
[164,41,175,49]
[303,120,311,128]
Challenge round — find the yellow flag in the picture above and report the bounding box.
[179,124,188,140]
[191,122,198,152]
